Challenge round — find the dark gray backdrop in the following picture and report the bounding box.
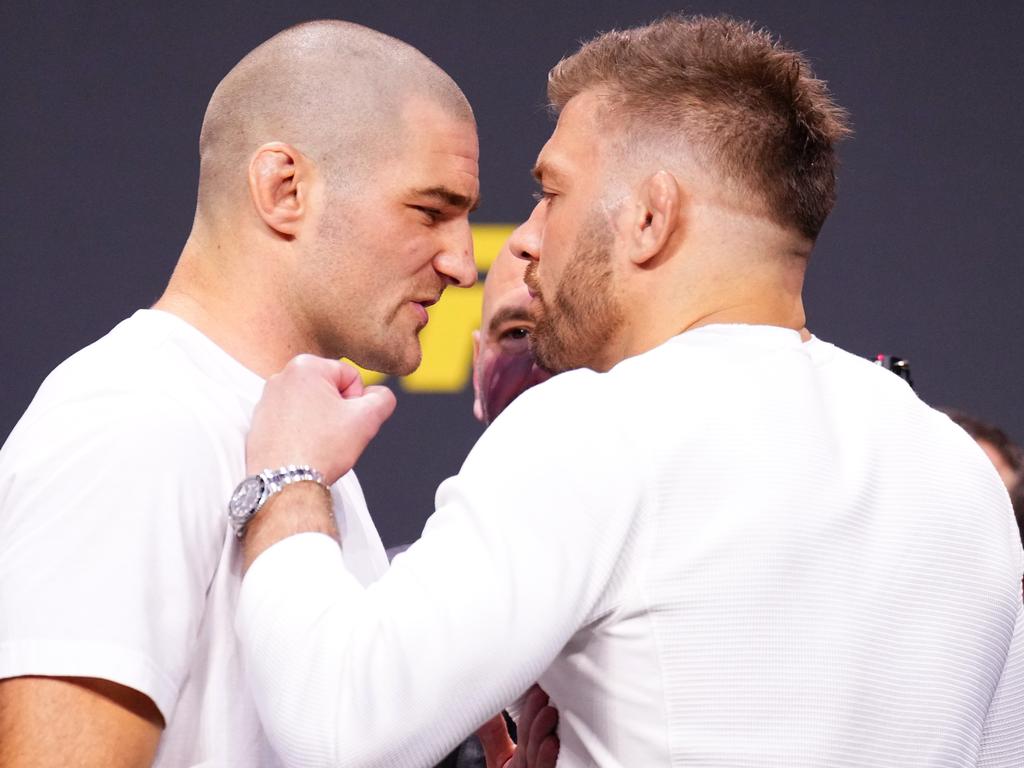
[3,1,1022,547]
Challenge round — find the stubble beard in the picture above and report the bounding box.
[342,304,423,377]
[309,207,429,377]
[525,213,624,374]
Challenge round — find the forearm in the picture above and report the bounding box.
[241,481,337,574]
[236,506,577,768]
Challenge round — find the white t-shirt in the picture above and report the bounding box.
[238,325,1024,768]
[0,309,389,766]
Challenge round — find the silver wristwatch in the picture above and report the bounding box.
[227,464,327,539]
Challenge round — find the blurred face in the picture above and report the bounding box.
[472,245,552,424]
[977,439,1020,491]
[300,97,480,375]
[510,91,625,374]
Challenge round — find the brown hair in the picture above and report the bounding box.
[548,15,851,239]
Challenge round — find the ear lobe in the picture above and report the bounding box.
[248,142,310,238]
[630,170,680,266]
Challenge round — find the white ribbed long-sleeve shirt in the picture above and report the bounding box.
[237,325,1024,767]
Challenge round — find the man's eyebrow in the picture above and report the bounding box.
[488,305,533,333]
[531,160,563,185]
[412,186,480,213]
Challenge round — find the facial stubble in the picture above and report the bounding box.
[525,211,624,374]
[308,203,426,377]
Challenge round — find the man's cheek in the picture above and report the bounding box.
[483,351,545,420]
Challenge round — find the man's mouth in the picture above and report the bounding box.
[410,295,441,326]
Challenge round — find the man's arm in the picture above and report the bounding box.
[235,356,633,766]
[0,676,161,768]
[0,393,235,765]
[240,354,394,573]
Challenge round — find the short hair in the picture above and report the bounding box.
[547,15,851,239]
[196,20,472,216]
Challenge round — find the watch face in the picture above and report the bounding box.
[228,475,266,522]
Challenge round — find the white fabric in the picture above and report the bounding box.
[238,324,1024,768]
[0,309,389,767]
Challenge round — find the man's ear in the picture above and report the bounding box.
[471,329,485,423]
[625,170,680,266]
[248,142,313,238]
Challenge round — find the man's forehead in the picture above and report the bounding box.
[391,105,480,203]
[533,91,606,184]
[483,250,529,317]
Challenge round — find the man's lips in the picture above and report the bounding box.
[410,296,440,326]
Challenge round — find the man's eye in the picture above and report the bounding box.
[531,190,556,204]
[500,327,530,341]
[410,205,442,223]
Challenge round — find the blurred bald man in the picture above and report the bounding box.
[472,244,552,425]
[0,20,479,767]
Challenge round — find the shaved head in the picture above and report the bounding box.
[472,244,552,424]
[196,20,473,217]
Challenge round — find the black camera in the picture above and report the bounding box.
[874,354,914,389]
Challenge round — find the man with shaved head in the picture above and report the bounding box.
[0,20,490,767]
[230,14,1024,767]
[472,243,552,425]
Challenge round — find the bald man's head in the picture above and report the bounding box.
[472,244,552,424]
[165,20,480,378]
[196,20,473,219]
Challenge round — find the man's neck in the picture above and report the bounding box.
[154,243,311,379]
[606,263,807,370]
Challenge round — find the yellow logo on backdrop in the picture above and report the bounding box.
[349,224,515,392]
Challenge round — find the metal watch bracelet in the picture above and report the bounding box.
[228,464,328,539]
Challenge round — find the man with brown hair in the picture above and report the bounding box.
[232,15,1024,766]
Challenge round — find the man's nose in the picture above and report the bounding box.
[509,203,543,263]
[434,220,477,288]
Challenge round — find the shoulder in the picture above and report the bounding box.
[1,318,246,544]
[7,312,251,468]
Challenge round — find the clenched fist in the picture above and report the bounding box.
[246,354,397,483]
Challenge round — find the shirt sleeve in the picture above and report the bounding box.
[0,392,230,720]
[236,375,645,768]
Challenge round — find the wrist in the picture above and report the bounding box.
[241,481,336,574]
[228,464,327,539]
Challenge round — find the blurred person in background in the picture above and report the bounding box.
[472,243,553,425]
[945,408,1023,539]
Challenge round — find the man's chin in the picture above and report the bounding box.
[531,336,569,376]
[345,342,421,378]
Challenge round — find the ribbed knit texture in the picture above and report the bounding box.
[238,326,1024,767]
